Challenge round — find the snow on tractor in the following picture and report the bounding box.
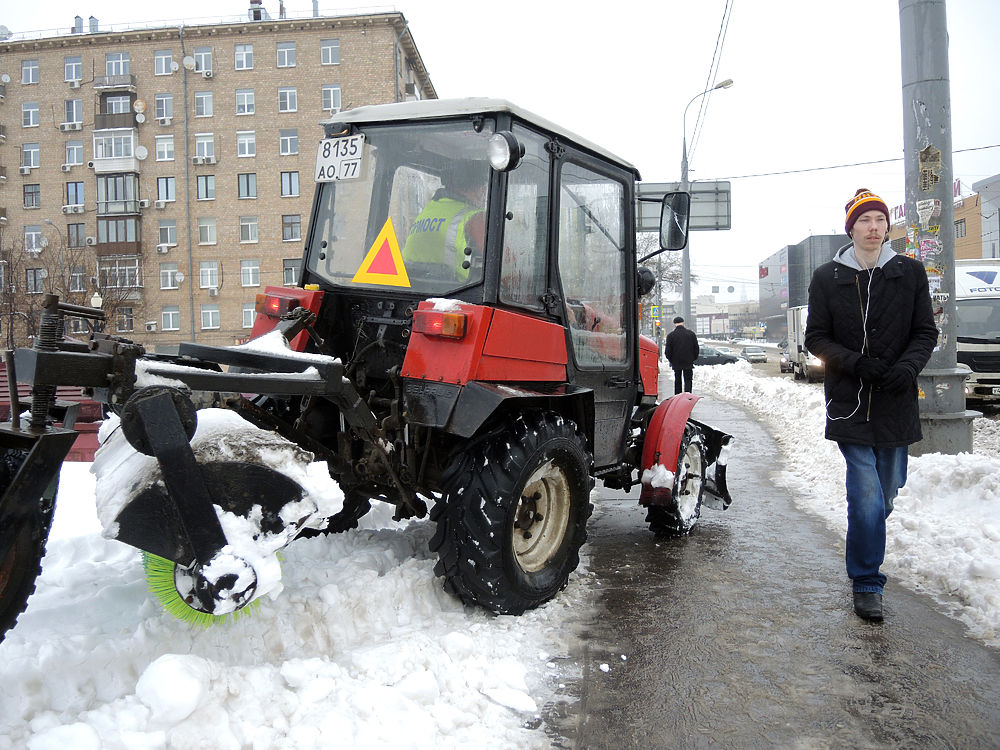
[0,98,733,640]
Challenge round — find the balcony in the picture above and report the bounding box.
[90,156,139,174]
[97,199,142,215]
[93,74,137,91]
[95,241,143,257]
[94,112,137,130]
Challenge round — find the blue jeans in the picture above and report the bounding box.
[838,443,908,594]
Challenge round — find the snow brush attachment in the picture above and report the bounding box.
[142,551,265,627]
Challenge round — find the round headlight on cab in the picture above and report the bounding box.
[488,131,524,171]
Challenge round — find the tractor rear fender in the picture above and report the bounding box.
[640,394,733,510]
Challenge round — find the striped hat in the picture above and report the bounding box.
[844,188,890,236]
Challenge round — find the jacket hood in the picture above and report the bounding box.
[833,242,897,271]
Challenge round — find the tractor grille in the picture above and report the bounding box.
[957,350,1000,373]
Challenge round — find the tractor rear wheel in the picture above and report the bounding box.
[646,424,706,536]
[430,411,593,615]
[0,449,55,643]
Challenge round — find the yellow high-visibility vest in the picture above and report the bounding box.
[402,196,481,280]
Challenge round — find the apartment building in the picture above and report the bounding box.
[0,4,436,350]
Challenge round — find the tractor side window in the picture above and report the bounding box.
[557,162,627,366]
[499,127,549,310]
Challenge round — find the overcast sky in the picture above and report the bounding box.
[4,0,999,302]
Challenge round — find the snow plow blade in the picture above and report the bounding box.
[690,417,733,511]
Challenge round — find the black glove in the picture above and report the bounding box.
[855,356,889,384]
[881,365,913,392]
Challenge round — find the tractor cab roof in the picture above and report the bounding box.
[322,97,640,181]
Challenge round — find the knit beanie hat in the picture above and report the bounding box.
[673,316,684,324]
[844,188,890,236]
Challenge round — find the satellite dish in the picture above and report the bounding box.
[182,56,196,71]
[133,99,145,113]
[134,145,148,160]
[135,112,146,124]
[0,73,10,84]
[170,60,180,72]
[176,272,185,283]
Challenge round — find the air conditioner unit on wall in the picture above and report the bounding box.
[205,156,217,165]
[138,199,150,208]
[192,156,205,165]
[145,321,157,332]
[68,79,81,89]
[18,166,31,175]
[61,164,72,172]
[59,122,82,132]
[61,205,72,214]
[202,70,213,79]
[154,200,167,209]
[156,244,170,254]
[85,236,97,246]
[157,117,172,126]
[72,205,84,213]
[208,287,219,297]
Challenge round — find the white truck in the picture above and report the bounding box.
[955,259,1000,402]
[786,305,824,382]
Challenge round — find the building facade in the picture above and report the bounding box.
[0,5,435,350]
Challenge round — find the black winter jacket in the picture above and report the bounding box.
[665,325,699,370]
[805,244,937,447]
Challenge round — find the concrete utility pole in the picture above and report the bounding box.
[899,0,978,454]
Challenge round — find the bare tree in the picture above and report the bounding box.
[636,232,695,337]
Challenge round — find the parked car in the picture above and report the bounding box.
[715,346,736,356]
[740,346,768,363]
[695,346,739,366]
[779,348,794,373]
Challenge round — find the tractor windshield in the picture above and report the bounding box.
[305,118,495,295]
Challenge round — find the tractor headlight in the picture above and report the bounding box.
[488,131,524,171]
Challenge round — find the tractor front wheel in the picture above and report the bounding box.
[646,424,706,537]
[430,411,593,615]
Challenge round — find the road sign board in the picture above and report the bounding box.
[637,181,732,233]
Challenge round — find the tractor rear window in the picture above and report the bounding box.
[305,119,494,295]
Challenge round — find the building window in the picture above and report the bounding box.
[236,89,255,115]
[26,268,45,295]
[105,52,130,76]
[66,181,84,206]
[65,99,83,124]
[157,176,176,202]
[240,218,259,245]
[155,135,174,161]
[235,44,253,70]
[104,95,131,115]
[955,218,967,239]
[65,56,82,82]
[96,174,138,210]
[154,94,174,120]
[160,262,180,289]
[69,265,86,292]
[282,215,301,241]
[22,102,39,128]
[22,143,39,168]
[23,184,41,209]
[278,87,297,113]
[68,223,86,248]
[237,131,256,157]
[193,47,212,73]
[158,221,177,248]
[198,219,217,245]
[194,91,214,118]
[154,50,173,76]
[93,132,133,159]
[97,217,140,244]
[280,171,299,197]
[322,85,341,113]
[66,140,83,166]
[238,173,258,199]
[162,305,180,331]
[199,261,219,289]
[320,39,340,65]
[279,129,298,155]
[241,259,260,285]
[25,226,43,252]
[116,307,134,333]
[283,258,301,285]
[242,302,256,328]
[195,134,215,159]
[277,42,296,68]
[201,305,220,330]
[98,256,141,288]
[21,59,39,84]
[197,175,216,201]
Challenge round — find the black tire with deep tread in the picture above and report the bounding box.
[0,449,55,644]
[429,411,593,615]
[646,424,706,537]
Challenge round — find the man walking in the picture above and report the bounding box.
[664,316,699,395]
[805,188,937,621]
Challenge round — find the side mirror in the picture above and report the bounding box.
[637,266,656,297]
[660,192,690,251]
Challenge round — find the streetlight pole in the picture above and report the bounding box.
[680,78,733,323]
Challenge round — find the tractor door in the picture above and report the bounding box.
[554,156,635,469]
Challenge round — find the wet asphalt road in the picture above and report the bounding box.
[542,388,1000,749]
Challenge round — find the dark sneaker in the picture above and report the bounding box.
[853,591,883,621]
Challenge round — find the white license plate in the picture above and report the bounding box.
[315,134,365,182]
[991,387,1000,395]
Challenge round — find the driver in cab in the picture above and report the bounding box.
[402,163,487,282]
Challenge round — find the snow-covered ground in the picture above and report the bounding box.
[2,361,998,749]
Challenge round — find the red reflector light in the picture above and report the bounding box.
[413,309,467,339]
[255,293,299,317]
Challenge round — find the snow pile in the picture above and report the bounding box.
[696,360,1000,645]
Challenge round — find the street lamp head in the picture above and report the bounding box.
[714,78,734,90]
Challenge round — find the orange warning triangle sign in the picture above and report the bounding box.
[352,217,411,287]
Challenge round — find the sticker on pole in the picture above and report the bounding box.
[352,217,411,287]
[315,134,365,182]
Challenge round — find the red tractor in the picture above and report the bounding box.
[0,99,732,639]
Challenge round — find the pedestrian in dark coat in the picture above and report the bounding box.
[805,188,937,622]
[664,316,699,394]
